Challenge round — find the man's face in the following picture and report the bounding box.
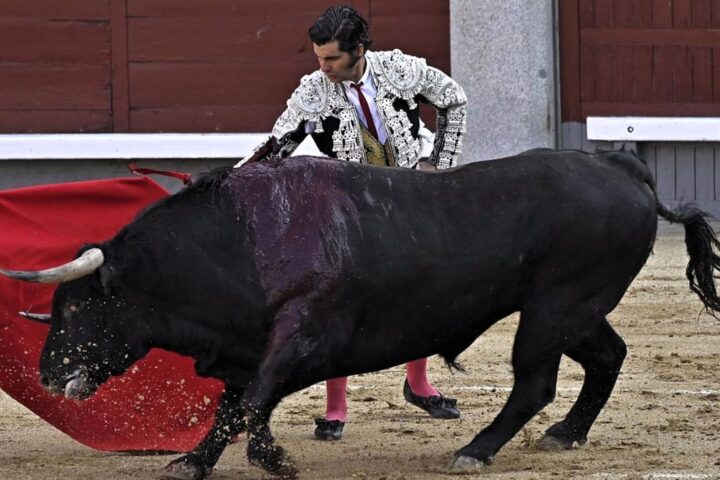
[313,41,364,83]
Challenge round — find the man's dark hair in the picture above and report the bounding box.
[308,5,372,52]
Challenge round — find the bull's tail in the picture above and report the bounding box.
[612,148,720,316]
[657,202,720,315]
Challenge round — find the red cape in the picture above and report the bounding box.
[0,176,223,452]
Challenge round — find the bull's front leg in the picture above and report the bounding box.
[244,397,297,479]
[161,387,245,480]
[242,350,301,479]
[242,298,320,479]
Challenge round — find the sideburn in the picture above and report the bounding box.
[348,52,361,69]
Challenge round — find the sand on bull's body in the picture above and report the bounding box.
[1,223,718,480]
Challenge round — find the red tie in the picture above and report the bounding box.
[351,82,379,140]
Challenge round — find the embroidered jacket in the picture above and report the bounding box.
[267,49,467,169]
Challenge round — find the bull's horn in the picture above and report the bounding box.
[19,311,52,324]
[0,248,104,284]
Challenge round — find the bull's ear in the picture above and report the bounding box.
[98,264,116,296]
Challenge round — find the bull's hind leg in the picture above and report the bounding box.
[540,317,626,450]
[452,308,565,470]
[161,387,245,480]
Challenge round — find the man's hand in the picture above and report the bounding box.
[416,160,438,172]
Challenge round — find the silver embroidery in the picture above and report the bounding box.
[368,50,426,110]
[377,97,419,168]
[332,109,364,162]
[420,67,468,168]
[272,71,338,138]
[268,50,466,168]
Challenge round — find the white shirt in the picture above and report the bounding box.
[342,61,388,145]
[341,59,435,159]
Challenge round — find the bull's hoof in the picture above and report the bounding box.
[538,434,585,452]
[449,454,494,472]
[251,459,298,479]
[274,459,299,479]
[248,445,298,479]
[160,456,212,480]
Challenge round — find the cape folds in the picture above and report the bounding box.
[0,175,223,452]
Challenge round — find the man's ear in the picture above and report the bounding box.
[355,44,365,58]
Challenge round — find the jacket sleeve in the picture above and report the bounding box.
[419,67,467,169]
[251,70,337,162]
[259,70,336,160]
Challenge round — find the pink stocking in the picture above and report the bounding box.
[324,376,348,422]
[405,358,440,397]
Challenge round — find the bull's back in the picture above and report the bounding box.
[338,150,657,308]
[345,150,655,258]
[232,153,657,313]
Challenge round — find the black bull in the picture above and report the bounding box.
[2,149,719,479]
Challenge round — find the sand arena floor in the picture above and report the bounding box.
[0,224,718,480]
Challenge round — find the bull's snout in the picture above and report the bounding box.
[39,368,92,399]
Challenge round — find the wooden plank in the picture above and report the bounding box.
[675,144,695,201]
[611,47,633,102]
[653,46,674,103]
[0,110,111,133]
[594,0,614,28]
[130,105,295,133]
[640,143,657,183]
[614,0,640,27]
[691,47,713,102]
[579,45,596,103]
[128,16,317,63]
[715,47,720,101]
[368,0,447,15]
[351,0,370,22]
[653,0,674,28]
[130,107,437,135]
[633,46,653,102]
[128,11,447,64]
[372,15,449,68]
[0,65,110,110]
[673,0,693,28]
[580,123,593,151]
[0,20,109,64]
[619,46,635,102]
[578,0,595,28]
[594,46,619,102]
[637,0,654,28]
[111,0,129,132]
[655,144,676,200]
[695,146,715,201]
[714,0,720,28]
[581,28,720,46]
[583,102,720,116]
[672,46,692,102]
[127,0,339,17]
[560,122,584,150]
[693,0,712,28]
[559,0,582,121]
[1,0,110,20]
[129,63,313,108]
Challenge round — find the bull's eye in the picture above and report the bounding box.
[62,301,85,318]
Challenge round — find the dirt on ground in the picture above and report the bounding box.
[0,224,719,480]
